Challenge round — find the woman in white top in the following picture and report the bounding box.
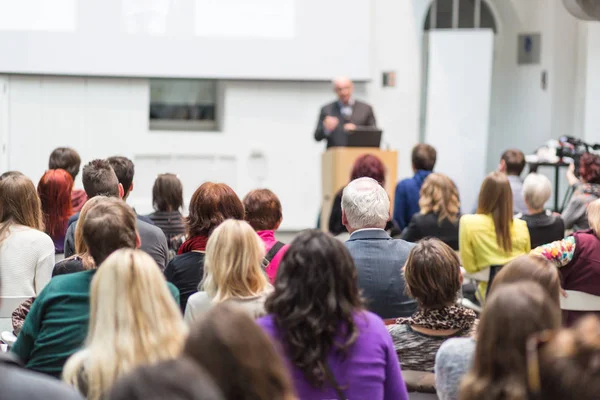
[0,172,54,297]
[184,220,272,325]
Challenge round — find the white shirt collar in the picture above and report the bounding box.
[349,227,386,238]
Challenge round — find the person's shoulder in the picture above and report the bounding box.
[49,269,95,292]
[0,355,83,399]
[187,291,210,308]
[256,314,276,332]
[136,218,164,237]
[10,226,54,247]
[320,101,337,111]
[53,257,84,276]
[68,212,80,227]
[460,213,489,226]
[513,218,529,230]
[354,99,373,109]
[436,337,475,360]
[391,237,417,251]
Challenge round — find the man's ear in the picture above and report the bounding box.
[342,210,349,227]
[135,232,141,249]
[498,159,507,173]
[118,183,124,199]
[273,217,282,231]
[129,182,134,194]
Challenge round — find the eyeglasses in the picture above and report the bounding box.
[526,329,558,396]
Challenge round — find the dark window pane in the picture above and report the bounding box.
[436,0,453,29]
[459,0,476,29]
[481,0,497,33]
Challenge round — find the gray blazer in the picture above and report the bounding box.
[314,100,377,148]
[345,229,417,319]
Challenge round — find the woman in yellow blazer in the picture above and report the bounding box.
[459,172,531,300]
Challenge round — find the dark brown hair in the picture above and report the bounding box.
[0,174,44,244]
[82,197,137,266]
[107,156,135,197]
[535,316,600,400]
[403,238,461,308]
[49,147,82,180]
[243,189,282,231]
[412,144,437,171]
[491,255,561,305]
[501,149,526,176]
[186,182,244,237]
[184,303,295,400]
[477,172,514,252]
[265,230,363,391]
[579,152,600,184]
[108,358,224,400]
[82,159,120,198]
[152,173,183,212]
[459,282,561,400]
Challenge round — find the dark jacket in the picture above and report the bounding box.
[0,353,83,400]
[165,252,206,313]
[519,210,565,248]
[400,212,460,250]
[393,170,432,230]
[314,100,377,148]
[345,229,417,319]
[562,230,600,326]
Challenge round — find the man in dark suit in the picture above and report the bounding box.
[314,77,377,148]
[342,177,417,319]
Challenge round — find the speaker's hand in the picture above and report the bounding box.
[344,123,356,132]
[323,116,339,132]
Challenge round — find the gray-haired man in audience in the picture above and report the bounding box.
[342,177,417,319]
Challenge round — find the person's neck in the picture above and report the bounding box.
[411,325,461,336]
[527,206,544,215]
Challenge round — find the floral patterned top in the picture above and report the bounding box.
[531,236,576,267]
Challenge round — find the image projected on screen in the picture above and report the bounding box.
[195,0,295,38]
[0,0,77,32]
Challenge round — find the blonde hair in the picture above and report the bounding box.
[63,249,187,400]
[71,197,105,270]
[419,173,460,224]
[587,199,600,237]
[202,220,270,303]
[523,173,552,211]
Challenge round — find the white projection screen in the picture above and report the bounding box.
[0,0,371,80]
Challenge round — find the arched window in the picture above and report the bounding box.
[424,0,497,33]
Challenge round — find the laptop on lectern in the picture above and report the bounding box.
[346,127,383,148]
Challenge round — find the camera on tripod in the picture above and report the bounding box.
[556,136,600,176]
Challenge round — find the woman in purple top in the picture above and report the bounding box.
[257,230,409,400]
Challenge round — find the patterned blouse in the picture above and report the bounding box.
[531,236,576,267]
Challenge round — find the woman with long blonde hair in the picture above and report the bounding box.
[184,219,272,325]
[459,172,531,300]
[0,172,54,296]
[401,173,461,250]
[62,249,186,400]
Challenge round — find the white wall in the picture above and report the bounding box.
[582,23,600,144]
[4,76,354,230]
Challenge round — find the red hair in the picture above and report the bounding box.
[350,154,386,185]
[37,169,73,239]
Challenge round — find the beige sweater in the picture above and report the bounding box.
[184,289,271,325]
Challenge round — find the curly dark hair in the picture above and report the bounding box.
[579,153,600,184]
[350,154,386,185]
[265,230,363,390]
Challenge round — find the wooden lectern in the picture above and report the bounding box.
[320,148,398,232]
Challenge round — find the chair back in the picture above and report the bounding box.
[560,290,600,311]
